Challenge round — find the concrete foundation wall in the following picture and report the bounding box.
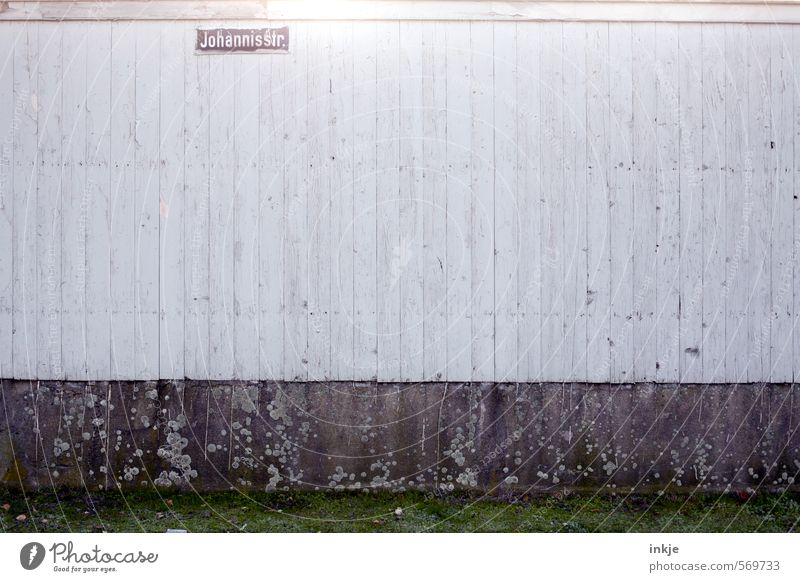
[1,381,798,494]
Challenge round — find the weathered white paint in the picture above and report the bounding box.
[0,22,13,380]
[700,23,727,383]
[1,20,798,383]
[352,20,378,380]
[632,21,657,382]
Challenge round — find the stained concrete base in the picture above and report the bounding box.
[1,381,798,494]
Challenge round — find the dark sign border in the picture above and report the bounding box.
[195,27,290,54]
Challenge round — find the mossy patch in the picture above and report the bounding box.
[1,487,798,533]
[1,457,27,485]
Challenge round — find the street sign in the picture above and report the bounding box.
[196,27,289,54]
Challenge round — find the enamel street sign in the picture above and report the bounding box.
[196,27,289,54]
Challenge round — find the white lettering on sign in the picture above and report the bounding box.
[196,27,290,54]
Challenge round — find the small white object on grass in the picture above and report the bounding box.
[394,507,403,518]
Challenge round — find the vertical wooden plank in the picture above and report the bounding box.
[655,23,681,382]
[109,22,136,380]
[61,22,88,380]
[795,26,800,384]
[184,21,210,380]
[37,22,63,380]
[678,24,704,382]
[540,23,564,381]
[208,45,235,380]
[585,23,611,383]
[134,23,160,380]
[233,51,259,380]
[700,24,727,384]
[608,23,634,383]
[724,23,750,383]
[12,22,38,380]
[632,22,658,382]
[85,22,112,381]
[493,22,518,381]
[0,23,15,378]
[376,21,402,381]
[12,21,799,385]
[283,22,309,381]
[307,22,332,381]
[352,22,378,381]
[562,22,588,381]
[770,25,794,382]
[445,22,472,381]
[421,22,448,381]
[747,24,771,382]
[399,22,425,382]
[259,35,286,381]
[516,24,542,381]
[470,21,495,381]
[159,23,185,379]
[330,23,355,381]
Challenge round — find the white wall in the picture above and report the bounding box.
[0,20,797,383]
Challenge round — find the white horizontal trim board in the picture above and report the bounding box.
[1,20,798,383]
[6,1,800,24]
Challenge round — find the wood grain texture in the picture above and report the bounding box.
[608,22,634,383]
[493,21,518,382]
[655,23,681,383]
[632,22,658,382]
[306,21,331,381]
[747,24,771,383]
[13,21,38,380]
[258,25,286,381]
[793,26,800,384]
[160,22,185,379]
[36,22,63,380]
[3,20,797,384]
[329,22,355,381]
[233,50,260,380]
[421,22,448,381]
[539,22,564,381]
[399,21,425,382]
[585,22,611,382]
[444,22,472,381]
[376,21,402,382]
[725,23,750,383]
[282,22,309,381]
[515,24,542,382]
[469,21,495,381]
[183,20,211,380]
[109,22,136,380]
[0,22,15,379]
[61,22,88,380]
[700,24,727,383]
[769,25,794,382]
[678,23,704,383]
[561,22,587,382]
[85,21,112,381]
[352,21,378,381]
[133,22,160,380]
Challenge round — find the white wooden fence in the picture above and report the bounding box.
[0,17,798,383]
